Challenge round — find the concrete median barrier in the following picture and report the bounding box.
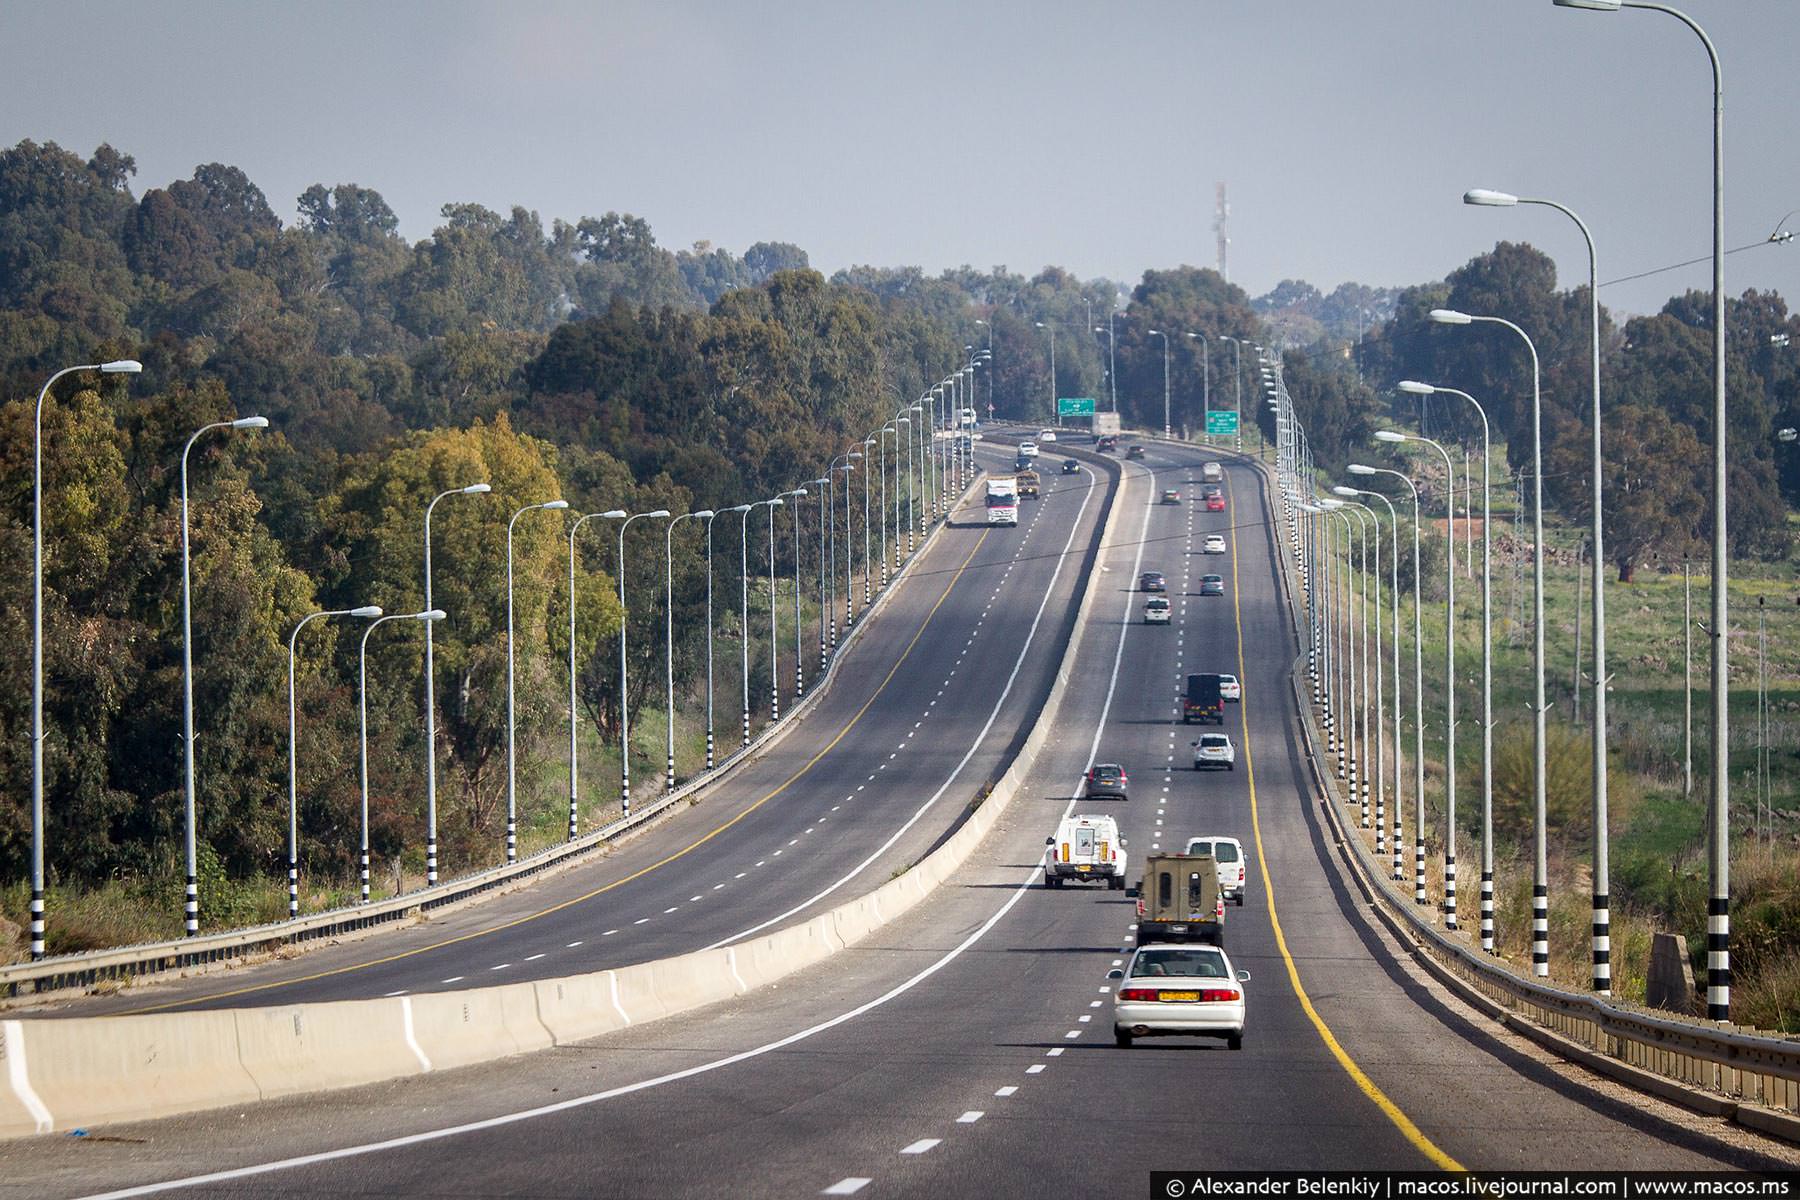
[0,452,1130,1141]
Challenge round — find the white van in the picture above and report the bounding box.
[1202,461,1223,483]
[1045,814,1128,889]
[1185,835,1247,905]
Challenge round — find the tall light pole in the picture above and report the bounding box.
[1345,479,1405,883]
[1401,381,1496,951]
[288,604,382,917]
[1380,430,1459,929]
[1094,317,1117,413]
[1553,0,1726,1021]
[617,508,670,816]
[506,499,568,862]
[878,427,895,586]
[569,509,627,835]
[899,413,917,555]
[30,358,141,958]
[1222,336,1246,451]
[768,494,787,721]
[1432,306,1548,975]
[1036,321,1057,426]
[740,499,779,746]
[1184,332,1211,444]
[1147,329,1171,438]
[423,481,490,886]
[1465,185,1611,990]
[810,482,828,673]
[359,609,442,902]
[710,507,748,767]
[825,455,858,649]
[664,510,714,793]
[1336,491,1386,842]
[861,436,877,611]
[178,413,267,935]
[789,490,808,699]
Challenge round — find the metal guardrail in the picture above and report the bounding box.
[1,484,989,1002]
[1248,449,1800,1117]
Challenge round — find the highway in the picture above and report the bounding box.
[36,437,1112,1017]
[11,439,1795,1199]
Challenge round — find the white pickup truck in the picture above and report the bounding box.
[1045,814,1128,889]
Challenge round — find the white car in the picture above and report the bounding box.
[1202,534,1227,555]
[1044,813,1127,889]
[1038,429,1058,443]
[1192,733,1235,770]
[1186,835,1247,905]
[1109,943,1249,1049]
[1018,441,1039,458]
[1219,674,1241,702]
[1143,596,1171,625]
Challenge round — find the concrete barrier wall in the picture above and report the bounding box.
[0,449,1129,1141]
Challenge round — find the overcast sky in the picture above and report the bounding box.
[5,0,1796,318]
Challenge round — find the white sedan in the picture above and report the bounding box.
[1219,674,1241,702]
[1110,943,1249,1049]
[1202,534,1227,555]
[1018,441,1039,458]
[1038,429,1058,443]
[1192,733,1235,770]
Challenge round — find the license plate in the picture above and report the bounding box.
[1076,865,1090,872]
[1161,991,1200,1002]
[1169,924,1187,933]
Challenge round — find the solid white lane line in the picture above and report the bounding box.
[899,1139,940,1155]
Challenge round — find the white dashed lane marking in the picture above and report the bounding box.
[957,1111,984,1123]
[900,1139,941,1155]
[823,1179,871,1196]
[995,1085,1019,1097]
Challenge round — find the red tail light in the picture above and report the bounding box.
[1135,899,1146,917]
[1118,988,1160,1002]
[1200,988,1241,1003]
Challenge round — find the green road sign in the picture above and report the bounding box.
[1057,397,1096,417]
[1206,410,1240,435]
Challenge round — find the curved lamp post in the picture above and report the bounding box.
[30,358,141,958]
[707,508,746,769]
[179,413,267,935]
[616,508,670,816]
[740,499,780,745]
[1146,329,1171,438]
[288,604,383,917]
[1344,481,1404,880]
[665,510,715,792]
[789,490,809,700]
[423,481,491,886]
[506,499,569,862]
[1335,490,1387,841]
[359,609,443,901]
[567,510,628,838]
[1184,331,1211,443]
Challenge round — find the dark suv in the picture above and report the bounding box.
[1087,763,1129,800]
[1139,571,1166,593]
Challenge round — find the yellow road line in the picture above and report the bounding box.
[1226,469,1464,1172]
[119,528,993,1016]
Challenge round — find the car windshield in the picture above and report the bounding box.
[1131,948,1228,978]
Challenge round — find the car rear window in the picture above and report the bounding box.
[1214,843,1240,863]
[1132,948,1227,978]
[1187,840,1213,857]
[1200,736,1228,748]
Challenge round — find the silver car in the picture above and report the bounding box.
[1109,943,1249,1049]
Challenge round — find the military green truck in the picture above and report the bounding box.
[1132,852,1225,945]
[1016,469,1041,498]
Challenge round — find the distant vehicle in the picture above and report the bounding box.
[1061,458,1082,475]
[1184,673,1225,725]
[1202,462,1223,483]
[1206,494,1226,512]
[1218,673,1241,702]
[960,408,979,429]
[1126,445,1147,460]
[1097,434,1120,453]
[1202,534,1227,555]
[1014,455,1032,472]
[1132,852,1225,946]
[1185,835,1247,906]
[1139,571,1166,593]
[1161,489,1181,505]
[1202,485,1223,499]
[985,477,1019,527]
[1038,429,1058,443]
[1192,733,1236,771]
[1045,813,1127,890]
[1143,596,1171,625]
[1109,942,1249,1049]
[1016,469,1041,499]
[1200,574,1225,596]
[1018,441,1039,458]
[1086,763,1129,800]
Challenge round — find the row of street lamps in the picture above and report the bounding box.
[1026,317,1256,446]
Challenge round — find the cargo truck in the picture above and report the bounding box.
[1016,469,1040,498]
[985,477,1019,526]
[1132,852,1225,945]
[1183,672,1225,724]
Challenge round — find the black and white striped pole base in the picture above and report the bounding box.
[1592,892,1610,995]
[742,707,750,748]
[795,662,804,700]
[1480,871,1495,953]
[665,755,675,794]
[829,620,837,651]
[1414,840,1426,905]
[426,839,438,887]
[1392,828,1403,881]
[568,796,579,841]
[185,874,199,935]
[29,889,44,960]
[506,819,516,864]
[771,691,780,722]
[621,775,631,820]
[1444,856,1457,930]
[1707,896,1730,1021]
[1532,884,1549,977]
[360,854,370,905]
[1375,799,1386,849]
[1359,787,1369,829]
[706,728,715,771]
[288,859,299,919]
[819,641,827,675]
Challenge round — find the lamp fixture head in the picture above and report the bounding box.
[1463,188,1519,207]
[463,483,492,495]
[1374,430,1409,443]
[1397,380,1435,395]
[231,416,270,429]
[100,360,143,374]
[601,509,627,518]
[1428,308,1473,326]
[1347,463,1378,476]
[1331,486,1360,498]
[351,606,384,618]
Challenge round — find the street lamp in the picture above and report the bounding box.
[288,604,383,917]
[1400,380,1496,951]
[740,499,780,745]
[862,436,878,611]
[1465,185,1612,990]
[506,499,569,862]
[1184,332,1211,444]
[788,490,808,700]
[1350,462,1422,901]
[29,358,141,958]
[1035,322,1057,426]
[710,506,749,767]
[1335,490,1387,843]
[878,427,896,587]
[1222,336,1247,452]
[1093,317,1117,413]
[178,413,267,935]
[1380,429,1459,930]
[617,508,670,815]
[1343,476,1405,883]
[1147,329,1171,439]
[1552,0,1726,1019]
[423,481,490,886]
[809,482,828,674]
[665,510,714,792]
[359,609,443,902]
[568,510,627,837]
[1431,305,1549,975]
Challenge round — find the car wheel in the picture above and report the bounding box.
[1227,1033,1243,1051]
[1115,1028,1134,1048]
[1228,763,1235,771]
